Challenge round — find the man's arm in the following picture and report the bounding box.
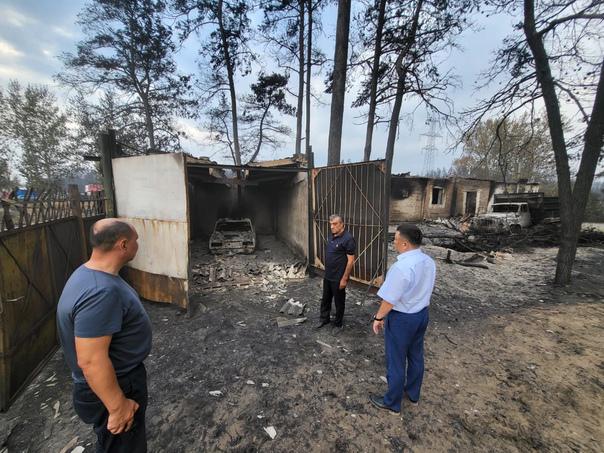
[340,254,355,289]
[75,336,139,434]
[372,300,394,334]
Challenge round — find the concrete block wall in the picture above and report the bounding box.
[423,179,455,219]
[452,179,492,216]
[277,172,309,258]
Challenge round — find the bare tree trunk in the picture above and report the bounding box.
[363,0,387,161]
[247,107,270,164]
[141,96,156,150]
[217,0,242,165]
[384,0,423,176]
[295,0,305,156]
[384,72,405,177]
[327,0,351,165]
[523,0,604,285]
[305,0,313,157]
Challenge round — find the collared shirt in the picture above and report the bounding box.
[377,248,436,314]
[324,230,356,282]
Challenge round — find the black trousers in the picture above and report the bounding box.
[73,363,148,453]
[320,278,346,325]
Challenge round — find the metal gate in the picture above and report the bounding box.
[311,160,389,287]
[0,218,86,411]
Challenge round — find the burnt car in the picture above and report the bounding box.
[209,218,256,254]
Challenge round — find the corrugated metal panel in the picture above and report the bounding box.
[311,161,387,287]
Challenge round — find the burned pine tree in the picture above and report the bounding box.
[175,0,253,166]
[351,0,388,161]
[375,0,473,177]
[327,0,352,165]
[464,0,604,285]
[259,0,327,157]
[58,0,194,152]
[260,0,306,157]
[241,73,295,164]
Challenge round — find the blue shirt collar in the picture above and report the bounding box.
[397,248,422,261]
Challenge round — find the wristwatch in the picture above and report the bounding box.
[373,316,384,322]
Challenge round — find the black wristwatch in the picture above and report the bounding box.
[373,316,384,322]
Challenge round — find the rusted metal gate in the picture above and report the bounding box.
[311,160,389,287]
[0,218,86,411]
[0,187,104,411]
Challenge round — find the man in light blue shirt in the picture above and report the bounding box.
[369,223,436,414]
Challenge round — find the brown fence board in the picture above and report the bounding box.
[0,189,105,411]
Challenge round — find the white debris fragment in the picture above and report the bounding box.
[71,447,85,453]
[380,376,388,384]
[59,437,78,453]
[53,401,61,418]
[209,390,223,397]
[264,426,277,439]
[246,380,255,385]
[257,414,264,419]
[316,370,323,375]
[316,340,333,349]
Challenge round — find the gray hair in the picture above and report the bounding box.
[329,214,344,223]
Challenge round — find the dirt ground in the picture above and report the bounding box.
[1,236,603,452]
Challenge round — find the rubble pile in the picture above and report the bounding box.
[189,236,308,295]
[419,219,604,252]
[192,260,307,291]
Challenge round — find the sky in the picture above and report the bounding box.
[0,0,522,175]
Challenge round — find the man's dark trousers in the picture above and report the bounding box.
[73,363,148,453]
[383,308,429,412]
[320,278,346,326]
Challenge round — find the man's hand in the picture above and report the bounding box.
[107,398,139,434]
[339,277,348,289]
[372,320,384,335]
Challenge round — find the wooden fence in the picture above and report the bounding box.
[0,186,106,411]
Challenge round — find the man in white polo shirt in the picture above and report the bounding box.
[369,223,436,414]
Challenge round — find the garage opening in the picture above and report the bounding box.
[185,157,309,297]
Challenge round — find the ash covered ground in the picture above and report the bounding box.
[2,236,603,452]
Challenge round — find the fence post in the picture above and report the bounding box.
[68,184,89,259]
[1,200,14,231]
[99,130,117,217]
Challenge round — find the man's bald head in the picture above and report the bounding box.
[90,218,135,252]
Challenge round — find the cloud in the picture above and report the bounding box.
[0,64,53,85]
[0,40,23,58]
[52,26,76,39]
[0,6,37,28]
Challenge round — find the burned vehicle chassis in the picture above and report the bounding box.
[209,218,256,254]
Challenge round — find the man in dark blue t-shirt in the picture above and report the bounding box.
[57,218,152,452]
[317,214,356,329]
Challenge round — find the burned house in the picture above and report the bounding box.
[390,175,493,222]
[390,175,541,223]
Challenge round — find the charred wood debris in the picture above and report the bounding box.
[394,217,604,271]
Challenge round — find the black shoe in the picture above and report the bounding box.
[369,395,400,414]
[315,320,330,329]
